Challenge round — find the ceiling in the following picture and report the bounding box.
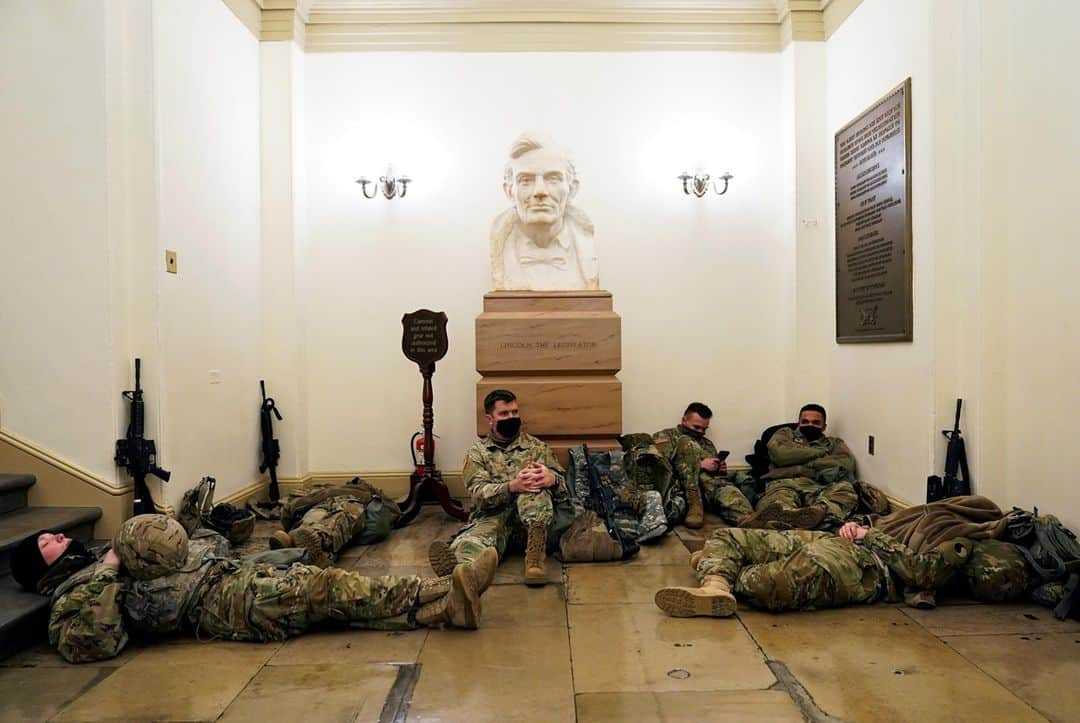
[227,0,863,51]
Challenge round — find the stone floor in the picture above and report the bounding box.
[2,508,1078,722]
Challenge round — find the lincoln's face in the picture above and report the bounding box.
[504,148,577,229]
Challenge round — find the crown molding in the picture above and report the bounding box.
[221,0,862,52]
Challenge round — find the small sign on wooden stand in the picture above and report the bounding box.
[395,309,467,527]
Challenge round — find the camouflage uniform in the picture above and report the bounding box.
[280,480,399,563]
[756,427,858,527]
[653,427,753,526]
[449,433,574,564]
[47,531,431,664]
[695,527,967,612]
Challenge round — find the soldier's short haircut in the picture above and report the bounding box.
[799,403,827,422]
[484,389,517,413]
[683,402,713,419]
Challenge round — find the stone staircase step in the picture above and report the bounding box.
[0,474,35,515]
[0,573,50,661]
[0,506,101,577]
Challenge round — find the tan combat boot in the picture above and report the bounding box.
[684,484,705,529]
[654,575,737,618]
[291,527,332,568]
[268,530,293,550]
[689,548,704,570]
[428,538,458,577]
[524,524,548,586]
[414,548,498,629]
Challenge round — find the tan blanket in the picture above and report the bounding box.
[869,495,1009,552]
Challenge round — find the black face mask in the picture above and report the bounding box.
[678,424,705,440]
[495,417,522,439]
[799,425,824,442]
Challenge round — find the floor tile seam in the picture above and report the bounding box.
[935,636,1054,722]
[44,666,117,723]
[213,655,273,721]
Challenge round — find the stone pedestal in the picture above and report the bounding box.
[476,291,622,466]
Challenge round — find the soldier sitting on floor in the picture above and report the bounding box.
[745,403,859,530]
[653,522,1031,617]
[428,389,575,586]
[651,402,755,529]
[267,477,402,568]
[9,514,498,664]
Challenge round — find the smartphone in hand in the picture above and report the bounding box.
[715,450,730,462]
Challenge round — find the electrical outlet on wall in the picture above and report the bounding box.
[209,369,222,384]
[868,435,875,455]
[165,250,178,274]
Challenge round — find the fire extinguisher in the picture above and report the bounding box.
[411,432,425,475]
[410,431,440,475]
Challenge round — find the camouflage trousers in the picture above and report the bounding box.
[450,489,574,564]
[193,562,423,641]
[696,528,882,612]
[756,477,857,528]
[291,497,366,560]
[700,477,754,526]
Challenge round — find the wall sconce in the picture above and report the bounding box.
[356,166,411,199]
[678,171,733,197]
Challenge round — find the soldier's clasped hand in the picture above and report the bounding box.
[838,522,869,542]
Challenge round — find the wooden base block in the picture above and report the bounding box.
[476,311,620,373]
[483,290,613,313]
[476,376,621,437]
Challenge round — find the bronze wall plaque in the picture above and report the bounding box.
[835,78,913,343]
[402,309,449,366]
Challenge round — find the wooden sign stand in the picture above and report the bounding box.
[396,310,467,527]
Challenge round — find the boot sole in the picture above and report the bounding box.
[654,587,737,618]
[292,528,332,568]
[428,540,458,577]
[524,570,548,587]
[452,564,481,629]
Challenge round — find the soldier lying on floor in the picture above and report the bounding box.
[267,477,402,568]
[745,403,859,530]
[9,514,497,664]
[653,522,1029,617]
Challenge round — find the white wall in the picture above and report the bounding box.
[302,52,793,473]
[152,0,263,505]
[0,1,119,478]
[810,0,1080,529]
[815,0,935,503]
[962,0,1080,529]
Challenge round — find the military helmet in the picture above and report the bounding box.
[113,514,190,580]
[206,503,256,546]
[964,539,1033,602]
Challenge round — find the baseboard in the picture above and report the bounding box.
[885,492,913,511]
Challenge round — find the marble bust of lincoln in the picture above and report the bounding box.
[490,133,599,291]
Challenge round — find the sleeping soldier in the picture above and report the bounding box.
[654,522,976,617]
[9,514,497,664]
[268,477,401,568]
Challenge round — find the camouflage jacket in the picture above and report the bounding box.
[857,529,967,602]
[766,426,857,482]
[462,432,567,517]
[48,531,231,663]
[653,426,722,490]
